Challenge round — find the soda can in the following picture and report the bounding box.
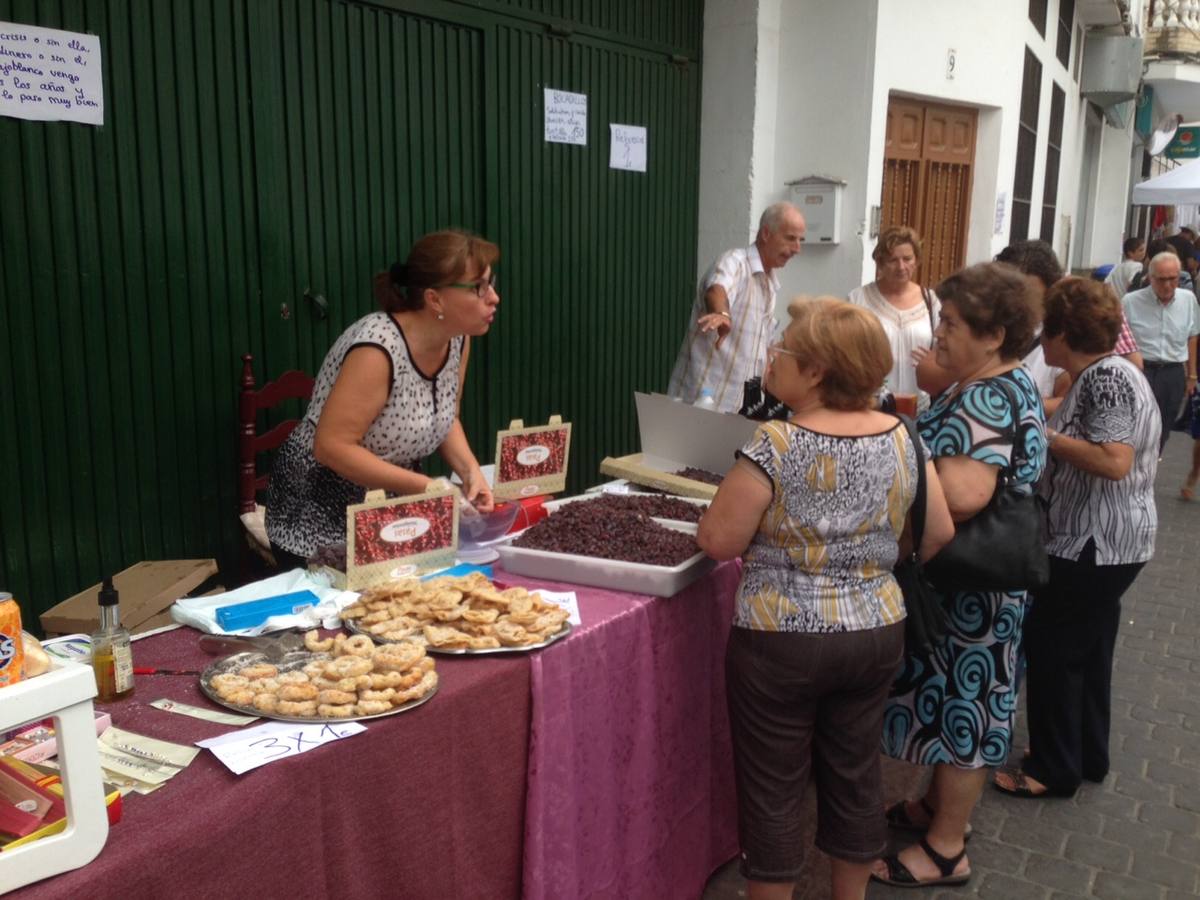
[0,592,25,688]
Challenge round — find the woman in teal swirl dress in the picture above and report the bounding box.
[873,263,1047,889]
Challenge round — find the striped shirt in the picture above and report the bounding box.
[1040,355,1159,565]
[667,245,779,412]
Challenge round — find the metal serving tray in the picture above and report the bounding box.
[198,649,437,724]
[345,618,572,655]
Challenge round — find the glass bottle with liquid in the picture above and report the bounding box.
[91,576,134,702]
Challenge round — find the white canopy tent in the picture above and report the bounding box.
[1132,158,1200,205]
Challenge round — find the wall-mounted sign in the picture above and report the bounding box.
[0,20,103,125]
[1166,127,1200,160]
[544,88,587,145]
[609,123,647,172]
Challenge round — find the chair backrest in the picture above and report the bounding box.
[238,353,315,514]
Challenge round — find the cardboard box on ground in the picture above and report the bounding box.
[39,560,220,637]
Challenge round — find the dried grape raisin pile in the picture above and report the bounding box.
[572,494,704,523]
[674,467,723,486]
[514,502,699,566]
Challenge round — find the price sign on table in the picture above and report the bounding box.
[196,720,366,775]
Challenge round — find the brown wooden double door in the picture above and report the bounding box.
[881,97,977,287]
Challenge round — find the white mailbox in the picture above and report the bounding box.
[787,175,845,246]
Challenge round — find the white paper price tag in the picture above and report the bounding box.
[530,589,582,626]
[196,720,366,775]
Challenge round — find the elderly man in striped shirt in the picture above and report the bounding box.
[668,203,806,413]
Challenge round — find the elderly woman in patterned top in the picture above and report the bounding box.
[266,230,499,569]
[698,298,953,900]
[874,263,1046,890]
[993,278,1159,800]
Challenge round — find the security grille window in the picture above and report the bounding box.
[1041,84,1066,241]
[1012,48,1042,242]
[1057,0,1075,66]
[1030,0,1048,36]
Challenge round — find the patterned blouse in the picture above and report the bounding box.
[1040,355,1159,565]
[266,312,463,557]
[733,419,921,633]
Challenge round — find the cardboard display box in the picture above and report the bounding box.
[600,393,758,498]
[40,560,219,637]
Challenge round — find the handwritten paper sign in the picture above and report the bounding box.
[0,21,103,125]
[197,720,366,775]
[544,88,587,145]
[609,123,647,172]
[530,589,582,626]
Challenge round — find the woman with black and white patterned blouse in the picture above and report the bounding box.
[994,277,1159,800]
[266,230,499,568]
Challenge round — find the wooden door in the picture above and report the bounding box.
[881,97,977,286]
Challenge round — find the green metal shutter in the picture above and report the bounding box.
[0,0,702,625]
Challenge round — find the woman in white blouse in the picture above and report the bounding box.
[848,227,950,410]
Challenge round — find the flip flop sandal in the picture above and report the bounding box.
[872,837,970,888]
[885,798,973,843]
[992,765,1075,799]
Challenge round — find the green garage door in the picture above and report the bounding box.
[0,0,703,624]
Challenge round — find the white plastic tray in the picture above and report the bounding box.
[496,522,715,597]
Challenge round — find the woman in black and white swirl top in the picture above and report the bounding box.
[995,277,1159,800]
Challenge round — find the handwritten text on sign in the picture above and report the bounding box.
[196,719,366,775]
[0,21,103,125]
[544,88,587,146]
[609,123,647,172]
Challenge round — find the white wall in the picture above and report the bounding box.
[769,0,880,303]
[694,0,762,275]
[696,0,1138,308]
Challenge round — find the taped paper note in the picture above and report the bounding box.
[609,123,647,172]
[544,88,587,145]
[0,20,103,124]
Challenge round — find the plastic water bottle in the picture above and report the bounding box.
[694,388,717,410]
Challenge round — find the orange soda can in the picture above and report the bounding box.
[0,592,25,687]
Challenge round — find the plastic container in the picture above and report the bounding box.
[496,523,715,597]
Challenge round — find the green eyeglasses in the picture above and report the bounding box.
[442,272,497,298]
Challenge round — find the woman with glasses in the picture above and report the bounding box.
[266,229,500,569]
[874,263,1045,890]
[698,298,954,900]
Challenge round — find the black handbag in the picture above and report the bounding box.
[739,376,792,421]
[892,415,948,653]
[923,379,1050,594]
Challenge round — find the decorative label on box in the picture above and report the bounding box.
[344,485,459,589]
[493,416,571,501]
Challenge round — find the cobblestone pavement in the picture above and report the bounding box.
[703,434,1200,900]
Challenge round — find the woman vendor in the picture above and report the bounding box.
[266,229,499,569]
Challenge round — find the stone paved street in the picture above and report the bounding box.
[703,432,1200,900]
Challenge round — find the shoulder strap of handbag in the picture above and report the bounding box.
[896,414,927,553]
[921,286,934,338]
[986,375,1023,488]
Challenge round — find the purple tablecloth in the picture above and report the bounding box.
[499,562,741,900]
[12,563,741,898]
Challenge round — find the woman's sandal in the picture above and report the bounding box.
[885,798,973,843]
[992,766,1075,799]
[1181,474,1197,501]
[872,837,971,888]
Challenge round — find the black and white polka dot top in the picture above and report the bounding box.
[305,312,463,463]
[265,312,464,556]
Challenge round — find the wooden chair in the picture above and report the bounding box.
[238,353,315,567]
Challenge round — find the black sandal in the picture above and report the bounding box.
[872,837,971,888]
[885,798,973,843]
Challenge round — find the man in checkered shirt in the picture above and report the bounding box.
[668,203,806,413]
